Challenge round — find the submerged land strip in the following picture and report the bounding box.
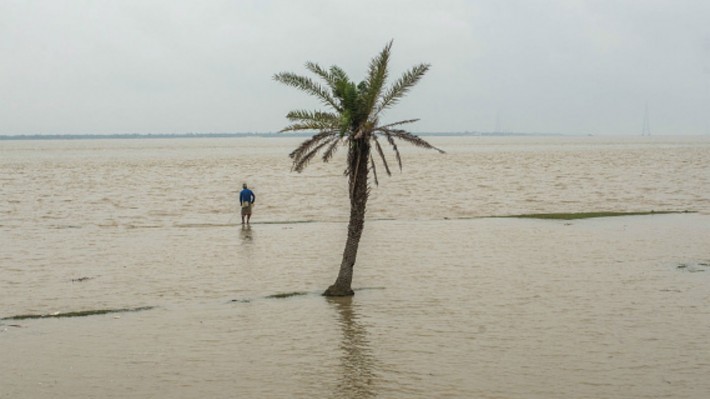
[178,211,697,228]
[2,288,389,322]
[496,210,693,220]
[2,306,155,321]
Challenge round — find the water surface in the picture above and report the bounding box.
[1,136,709,398]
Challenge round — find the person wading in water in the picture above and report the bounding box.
[239,183,256,225]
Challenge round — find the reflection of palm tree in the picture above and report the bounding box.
[328,297,378,399]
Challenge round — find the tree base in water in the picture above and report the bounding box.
[323,285,355,297]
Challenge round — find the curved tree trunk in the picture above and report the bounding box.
[324,139,370,296]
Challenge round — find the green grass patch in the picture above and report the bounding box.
[500,210,690,220]
[2,306,155,321]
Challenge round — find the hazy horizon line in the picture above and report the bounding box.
[3,131,695,141]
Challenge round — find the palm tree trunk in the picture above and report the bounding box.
[324,140,370,296]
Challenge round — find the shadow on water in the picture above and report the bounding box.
[327,296,378,399]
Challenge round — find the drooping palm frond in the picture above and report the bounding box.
[273,72,340,111]
[379,118,420,130]
[380,131,402,171]
[371,135,391,177]
[322,135,344,163]
[380,128,445,154]
[289,130,338,161]
[291,133,340,173]
[376,63,430,116]
[370,155,379,186]
[289,130,338,158]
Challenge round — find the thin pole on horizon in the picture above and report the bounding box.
[641,103,651,136]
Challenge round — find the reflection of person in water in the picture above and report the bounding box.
[240,224,253,242]
[329,297,378,399]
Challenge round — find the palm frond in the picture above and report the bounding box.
[370,155,379,186]
[286,109,339,123]
[305,62,346,94]
[334,79,358,113]
[380,128,445,153]
[329,66,350,84]
[376,63,430,115]
[372,135,391,176]
[273,72,340,111]
[381,131,402,171]
[379,118,420,129]
[305,62,334,84]
[361,40,392,119]
[289,130,339,161]
[292,134,339,173]
[283,110,340,131]
[322,136,345,163]
[280,123,328,133]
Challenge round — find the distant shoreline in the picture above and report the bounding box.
[0,132,564,141]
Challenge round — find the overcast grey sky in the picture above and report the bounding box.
[1,0,709,135]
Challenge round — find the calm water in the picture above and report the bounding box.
[1,136,709,398]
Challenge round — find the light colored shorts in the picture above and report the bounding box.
[241,202,252,215]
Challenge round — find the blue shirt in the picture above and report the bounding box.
[239,188,255,204]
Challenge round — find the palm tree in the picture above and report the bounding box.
[274,41,444,296]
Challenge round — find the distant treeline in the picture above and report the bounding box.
[0,131,550,141]
[0,133,280,140]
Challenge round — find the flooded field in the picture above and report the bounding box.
[1,136,709,398]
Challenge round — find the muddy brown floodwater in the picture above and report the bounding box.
[2,136,709,398]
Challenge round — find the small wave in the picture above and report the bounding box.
[71,276,98,283]
[50,224,82,229]
[125,224,164,229]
